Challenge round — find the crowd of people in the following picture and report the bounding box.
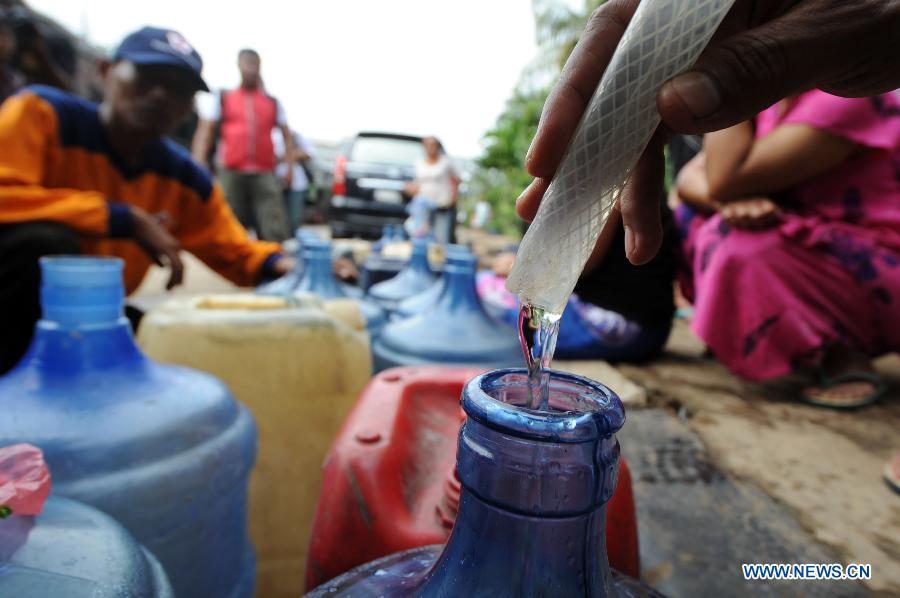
[0,0,897,490]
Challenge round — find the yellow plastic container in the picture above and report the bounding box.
[137,293,372,598]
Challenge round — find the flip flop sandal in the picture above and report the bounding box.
[800,370,886,410]
[885,454,900,494]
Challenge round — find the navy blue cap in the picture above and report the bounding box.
[113,26,209,92]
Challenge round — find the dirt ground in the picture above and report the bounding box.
[619,321,900,594]
[133,249,900,596]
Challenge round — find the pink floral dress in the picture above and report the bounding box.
[677,90,900,381]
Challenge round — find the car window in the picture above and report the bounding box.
[349,137,424,166]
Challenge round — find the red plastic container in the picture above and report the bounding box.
[305,366,640,590]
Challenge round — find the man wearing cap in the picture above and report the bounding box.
[0,26,294,374]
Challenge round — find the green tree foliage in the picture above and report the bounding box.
[472,0,605,237]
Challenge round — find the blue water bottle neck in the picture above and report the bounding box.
[435,255,483,313]
[297,243,345,298]
[406,240,432,276]
[419,369,624,596]
[22,257,143,372]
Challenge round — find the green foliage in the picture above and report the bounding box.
[470,87,546,237]
[472,0,606,237]
[533,0,607,71]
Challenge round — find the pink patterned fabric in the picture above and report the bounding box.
[0,444,51,516]
[677,90,900,381]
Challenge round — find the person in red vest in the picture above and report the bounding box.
[192,48,293,241]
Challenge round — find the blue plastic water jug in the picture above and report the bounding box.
[393,245,470,320]
[372,252,521,371]
[260,238,386,334]
[367,239,436,310]
[0,257,257,598]
[295,239,363,299]
[306,369,660,597]
[0,495,173,597]
[257,230,307,296]
[360,254,404,292]
[299,239,386,334]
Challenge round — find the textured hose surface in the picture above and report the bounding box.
[507,0,736,313]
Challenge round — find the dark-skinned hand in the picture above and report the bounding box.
[719,197,782,230]
[519,0,900,265]
[130,206,184,290]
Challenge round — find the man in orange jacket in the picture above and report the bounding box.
[0,26,294,373]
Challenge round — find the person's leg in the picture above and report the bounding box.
[251,173,290,242]
[284,189,306,233]
[433,208,452,245]
[294,189,307,229]
[689,218,875,383]
[446,205,457,244]
[0,221,80,374]
[218,168,255,232]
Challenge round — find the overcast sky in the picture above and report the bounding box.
[28,0,542,157]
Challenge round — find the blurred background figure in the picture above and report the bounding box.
[470,198,492,232]
[406,136,459,244]
[674,90,900,409]
[273,127,316,233]
[0,9,24,101]
[403,194,434,240]
[192,48,292,241]
[0,1,72,102]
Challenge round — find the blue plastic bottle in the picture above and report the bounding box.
[393,244,470,320]
[372,252,521,371]
[307,369,660,597]
[0,257,257,598]
[295,239,363,299]
[299,239,387,335]
[257,230,307,297]
[0,495,173,597]
[371,224,394,254]
[367,238,436,310]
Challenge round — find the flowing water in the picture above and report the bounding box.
[517,303,561,411]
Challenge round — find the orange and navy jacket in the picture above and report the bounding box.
[0,85,282,294]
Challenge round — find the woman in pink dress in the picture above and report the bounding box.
[674,90,900,412]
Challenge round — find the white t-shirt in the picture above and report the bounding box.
[272,129,316,191]
[414,155,457,209]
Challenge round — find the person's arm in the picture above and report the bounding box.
[0,93,113,233]
[191,119,217,169]
[703,122,863,203]
[703,121,754,200]
[0,92,186,287]
[176,182,291,286]
[520,0,900,265]
[448,162,460,205]
[675,153,719,214]
[274,100,294,187]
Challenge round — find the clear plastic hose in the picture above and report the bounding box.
[507,0,736,313]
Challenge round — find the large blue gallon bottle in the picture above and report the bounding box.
[298,239,387,335]
[295,239,363,299]
[0,495,173,597]
[372,252,521,371]
[307,369,659,597]
[0,257,257,598]
[393,244,470,320]
[263,238,386,334]
[367,238,435,310]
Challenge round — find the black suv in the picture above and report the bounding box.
[329,132,424,238]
